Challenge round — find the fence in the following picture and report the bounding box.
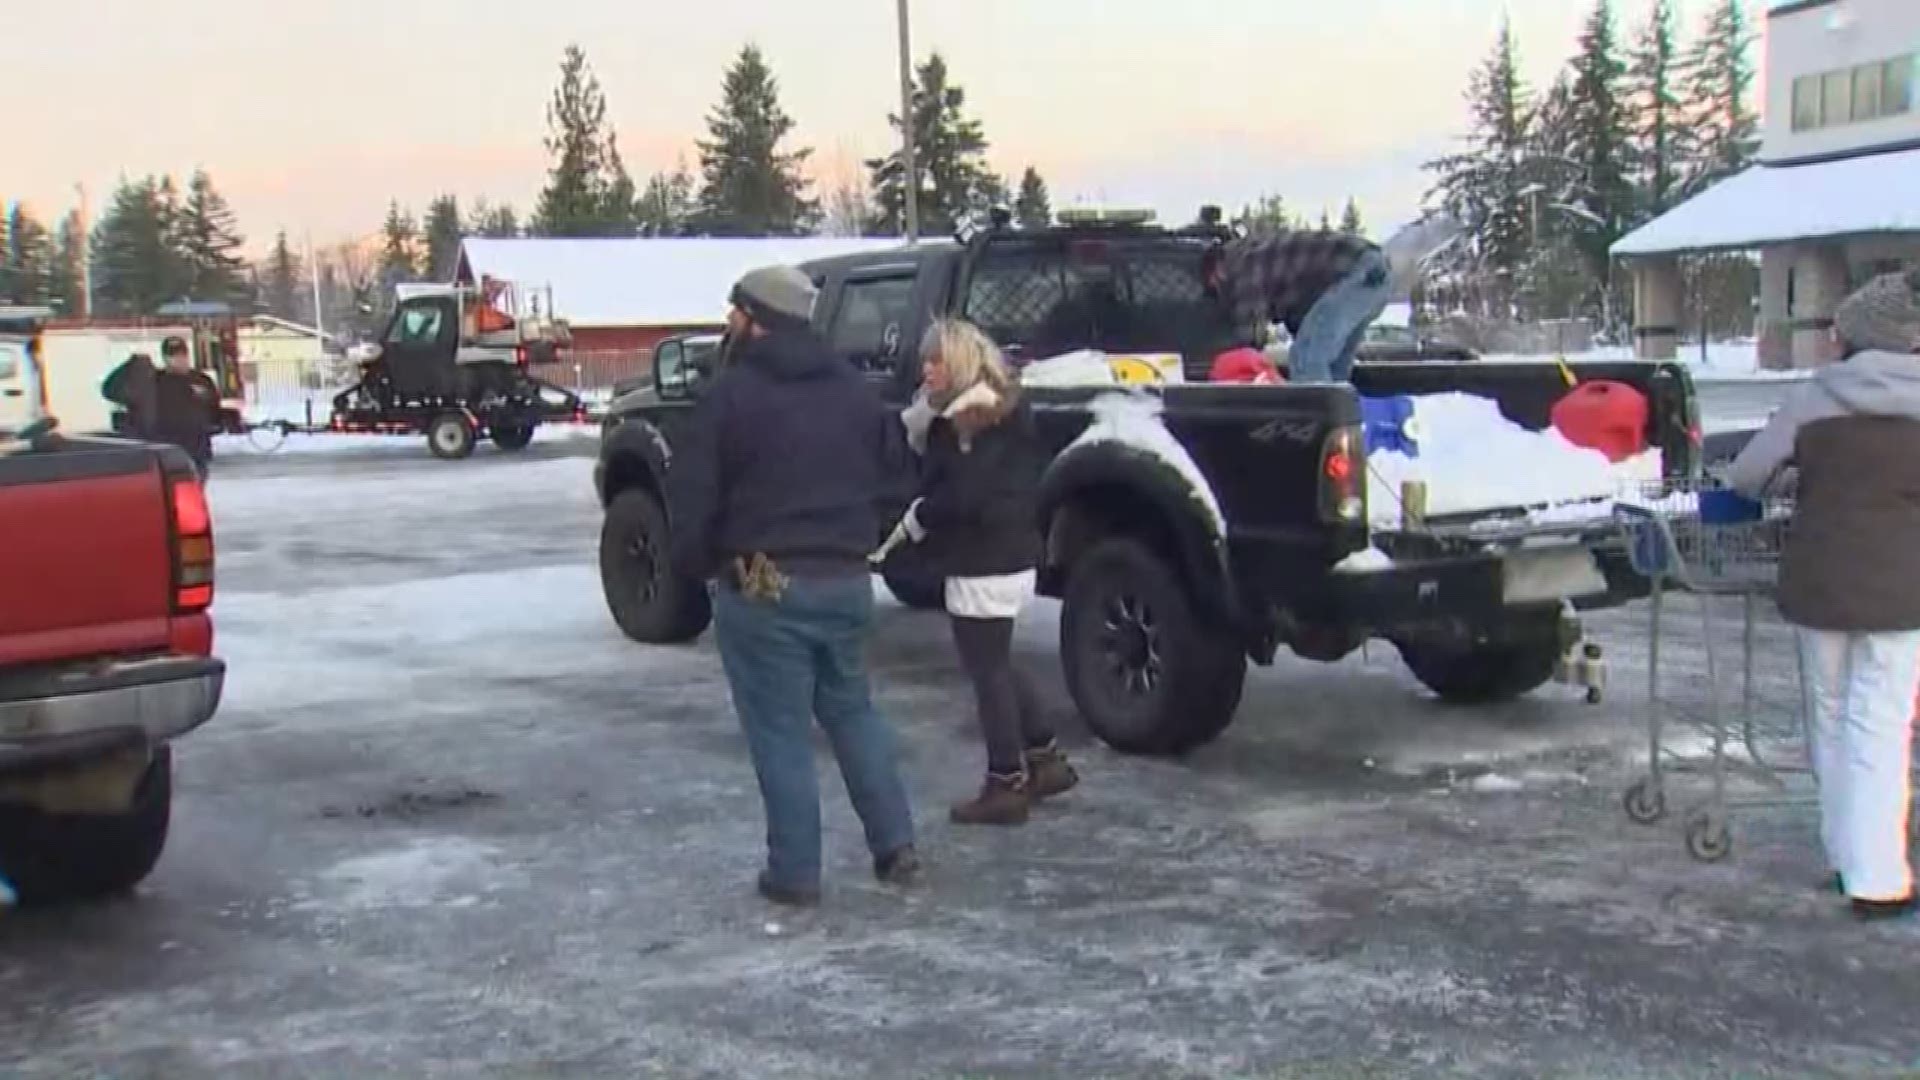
[237,349,657,424]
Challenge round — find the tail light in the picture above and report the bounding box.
[169,476,215,613]
[1318,424,1366,525]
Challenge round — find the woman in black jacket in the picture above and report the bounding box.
[885,319,1078,825]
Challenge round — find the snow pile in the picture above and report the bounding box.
[1021,350,1120,388]
[1334,546,1394,573]
[1067,391,1226,538]
[1366,393,1663,528]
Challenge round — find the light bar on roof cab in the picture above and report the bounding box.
[1056,208,1157,226]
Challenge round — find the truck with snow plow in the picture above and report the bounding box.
[595,211,1701,756]
[332,278,589,459]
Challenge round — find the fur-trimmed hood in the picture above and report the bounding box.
[941,382,1024,439]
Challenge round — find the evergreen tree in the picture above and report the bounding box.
[177,170,249,303]
[1518,73,1595,320]
[1013,167,1052,230]
[1627,0,1684,219]
[262,231,303,321]
[1423,19,1535,317]
[1317,209,1334,231]
[535,45,617,237]
[423,195,465,280]
[1339,198,1366,235]
[867,54,993,236]
[696,45,819,236]
[600,136,640,237]
[379,201,420,285]
[2,204,52,305]
[91,177,185,314]
[1556,0,1635,323]
[1236,193,1302,235]
[637,164,698,237]
[1678,0,1758,196]
[48,211,85,314]
[468,200,521,238]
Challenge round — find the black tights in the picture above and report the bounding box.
[949,616,1054,776]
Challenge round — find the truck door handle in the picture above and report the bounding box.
[2,389,22,398]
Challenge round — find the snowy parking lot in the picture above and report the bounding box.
[3,433,1917,1079]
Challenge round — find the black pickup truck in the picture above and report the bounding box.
[596,216,1700,756]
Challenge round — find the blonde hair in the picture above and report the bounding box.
[921,318,1014,399]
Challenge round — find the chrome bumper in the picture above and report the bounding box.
[0,657,224,774]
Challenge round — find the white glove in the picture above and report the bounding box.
[868,500,927,565]
[900,390,937,457]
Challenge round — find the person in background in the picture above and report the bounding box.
[875,319,1077,826]
[101,352,159,436]
[1204,227,1391,383]
[153,336,220,476]
[1727,269,1920,922]
[667,265,919,907]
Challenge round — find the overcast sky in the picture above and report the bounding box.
[11,0,1767,247]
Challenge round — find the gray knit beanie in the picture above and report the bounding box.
[730,265,818,333]
[1834,270,1920,355]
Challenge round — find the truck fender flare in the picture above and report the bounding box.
[598,417,673,508]
[1037,442,1239,624]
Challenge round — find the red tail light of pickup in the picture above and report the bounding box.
[169,476,215,614]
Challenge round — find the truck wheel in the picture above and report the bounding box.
[1061,538,1246,755]
[0,747,173,906]
[428,412,477,460]
[600,489,711,644]
[1397,615,1564,705]
[491,421,536,452]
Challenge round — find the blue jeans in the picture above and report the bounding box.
[1289,250,1392,383]
[711,574,916,890]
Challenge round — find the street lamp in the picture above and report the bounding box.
[896,0,919,244]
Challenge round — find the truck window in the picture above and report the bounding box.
[388,302,447,346]
[829,274,917,373]
[963,237,1235,362]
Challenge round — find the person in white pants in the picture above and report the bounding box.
[1728,269,1920,921]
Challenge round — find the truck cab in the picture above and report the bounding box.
[0,308,50,438]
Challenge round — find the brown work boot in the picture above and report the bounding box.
[1024,743,1079,803]
[950,773,1030,826]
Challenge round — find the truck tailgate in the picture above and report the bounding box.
[0,442,174,665]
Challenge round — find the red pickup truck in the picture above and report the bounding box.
[0,315,224,904]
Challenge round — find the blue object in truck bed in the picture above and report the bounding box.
[1359,394,1419,457]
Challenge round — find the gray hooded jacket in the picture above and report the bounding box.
[1728,350,1920,631]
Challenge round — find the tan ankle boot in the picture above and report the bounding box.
[1024,744,1079,802]
[950,772,1030,826]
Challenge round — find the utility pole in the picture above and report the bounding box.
[74,183,93,319]
[895,0,919,244]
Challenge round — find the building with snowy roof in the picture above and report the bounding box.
[1614,0,1918,368]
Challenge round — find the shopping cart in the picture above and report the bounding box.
[1614,481,1806,862]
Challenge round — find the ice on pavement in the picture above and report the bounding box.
[1066,391,1226,538]
[1366,393,1663,528]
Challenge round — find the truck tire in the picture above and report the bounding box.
[600,489,711,644]
[1397,615,1564,705]
[1061,538,1246,755]
[428,412,477,460]
[0,747,173,906]
[491,421,536,452]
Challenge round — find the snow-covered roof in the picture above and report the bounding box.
[1613,147,1920,257]
[457,237,903,328]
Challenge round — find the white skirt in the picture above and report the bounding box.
[945,569,1038,620]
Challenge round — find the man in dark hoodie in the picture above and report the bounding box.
[667,265,919,906]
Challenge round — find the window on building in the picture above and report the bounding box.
[1822,69,1853,127]
[1792,54,1915,133]
[1792,75,1822,132]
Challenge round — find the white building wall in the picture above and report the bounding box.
[1765,0,1920,161]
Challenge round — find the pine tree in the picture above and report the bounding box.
[600,136,639,237]
[1556,0,1635,324]
[177,170,249,303]
[262,231,303,320]
[468,200,521,238]
[535,45,616,237]
[1678,0,1758,197]
[1013,167,1052,230]
[637,164,698,237]
[696,45,819,236]
[48,211,85,314]
[423,195,465,280]
[1236,194,1302,235]
[91,177,185,314]
[1424,19,1535,317]
[1339,198,1366,235]
[379,201,420,285]
[2,204,52,305]
[1627,0,1684,220]
[867,54,994,236]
